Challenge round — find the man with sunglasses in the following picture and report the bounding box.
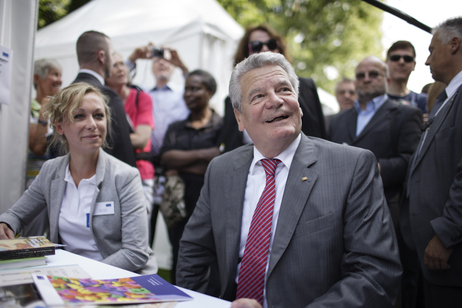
[386,41,428,114]
[329,56,422,231]
[330,57,423,307]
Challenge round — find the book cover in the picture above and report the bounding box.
[32,273,192,306]
[0,264,90,287]
[0,282,45,308]
[0,256,46,270]
[0,236,55,260]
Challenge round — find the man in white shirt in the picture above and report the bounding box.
[126,45,190,244]
[176,52,401,308]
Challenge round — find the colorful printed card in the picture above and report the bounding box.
[32,273,192,306]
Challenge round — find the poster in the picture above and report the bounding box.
[0,45,13,106]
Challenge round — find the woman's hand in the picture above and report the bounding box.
[0,223,15,239]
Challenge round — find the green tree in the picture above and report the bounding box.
[218,0,384,93]
[38,0,90,29]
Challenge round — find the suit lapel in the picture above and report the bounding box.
[354,100,394,144]
[412,90,459,171]
[346,109,357,142]
[225,146,253,283]
[267,135,318,277]
[48,155,69,243]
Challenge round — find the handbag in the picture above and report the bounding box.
[159,174,187,229]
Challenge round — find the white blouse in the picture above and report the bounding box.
[58,164,103,261]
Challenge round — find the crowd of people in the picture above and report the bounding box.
[1,15,462,308]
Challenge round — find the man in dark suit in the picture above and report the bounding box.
[72,31,136,166]
[329,56,422,226]
[401,17,462,307]
[177,52,401,308]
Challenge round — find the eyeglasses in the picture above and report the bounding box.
[388,55,415,63]
[248,38,279,53]
[355,71,383,80]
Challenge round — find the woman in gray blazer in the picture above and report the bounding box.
[0,83,156,274]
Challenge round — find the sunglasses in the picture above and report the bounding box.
[388,55,414,63]
[248,38,279,53]
[356,71,383,80]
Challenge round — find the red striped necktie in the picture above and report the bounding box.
[236,158,280,304]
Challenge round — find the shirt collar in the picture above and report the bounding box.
[151,84,172,92]
[79,69,105,85]
[445,70,462,99]
[250,133,301,175]
[64,163,96,185]
[354,94,388,113]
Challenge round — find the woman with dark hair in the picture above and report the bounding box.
[160,69,223,283]
[0,83,157,274]
[233,24,292,66]
[218,24,327,152]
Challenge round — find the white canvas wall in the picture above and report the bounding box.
[34,0,244,115]
[0,0,37,213]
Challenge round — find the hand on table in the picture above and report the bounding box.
[0,223,15,239]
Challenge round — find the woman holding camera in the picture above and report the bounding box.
[0,83,157,274]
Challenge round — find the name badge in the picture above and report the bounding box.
[94,201,115,216]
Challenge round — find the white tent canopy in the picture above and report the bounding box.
[35,0,244,114]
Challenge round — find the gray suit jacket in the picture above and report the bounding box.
[401,84,462,287]
[177,134,402,307]
[0,150,156,273]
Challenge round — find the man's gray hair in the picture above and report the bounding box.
[229,52,299,112]
[33,58,61,89]
[335,77,354,93]
[433,17,462,44]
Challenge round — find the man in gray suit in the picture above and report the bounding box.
[401,17,462,307]
[176,52,401,308]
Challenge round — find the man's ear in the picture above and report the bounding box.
[450,36,461,54]
[98,50,106,65]
[234,108,245,132]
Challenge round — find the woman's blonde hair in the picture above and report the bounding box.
[44,82,111,154]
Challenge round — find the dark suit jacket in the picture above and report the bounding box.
[329,99,422,205]
[177,134,401,307]
[218,77,327,152]
[401,85,462,287]
[72,73,136,167]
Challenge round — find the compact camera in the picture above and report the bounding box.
[150,47,164,58]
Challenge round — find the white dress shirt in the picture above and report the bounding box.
[237,134,301,308]
[59,164,103,261]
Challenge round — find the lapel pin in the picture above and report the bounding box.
[302,177,308,181]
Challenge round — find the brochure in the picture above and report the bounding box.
[32,273,192,306]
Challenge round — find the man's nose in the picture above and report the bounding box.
[266,91,283,107]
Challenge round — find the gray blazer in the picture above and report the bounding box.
[0,150,156,273]
[401,85,462,287]
[177,134,402,307]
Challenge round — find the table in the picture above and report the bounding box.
[43,249,231,308]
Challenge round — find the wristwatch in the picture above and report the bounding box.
[38,119,48,126]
